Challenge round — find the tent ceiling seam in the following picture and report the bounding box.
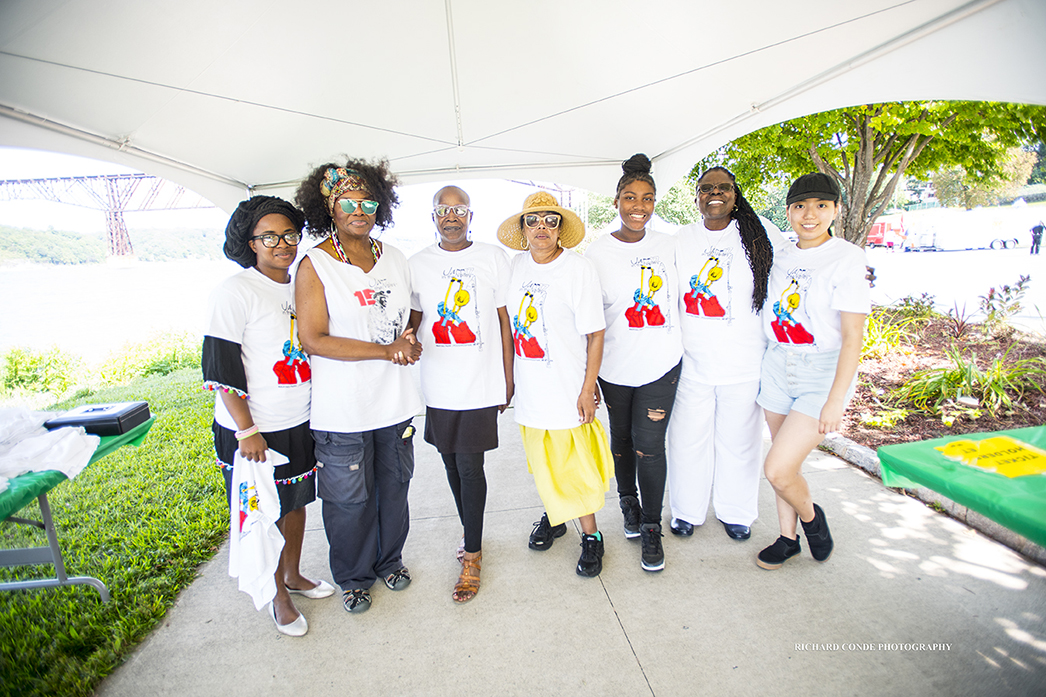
[445,0,465,148]
[0,104,249,192]
[0,50,455,146]
[653,0,1005,164]
[464,0,924,147]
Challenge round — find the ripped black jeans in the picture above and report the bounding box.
[598,361,681,524]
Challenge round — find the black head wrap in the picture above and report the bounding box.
[223,196,306,268]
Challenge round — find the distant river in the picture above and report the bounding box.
[1,259,240,363]
[3,247,1045,367]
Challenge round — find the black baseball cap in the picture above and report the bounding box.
[786,173,840,205]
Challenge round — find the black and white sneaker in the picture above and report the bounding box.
[640,523,665,571]
[529,513,567,551]
[342,589,371,613]
[576,533,604,577]
[383,567,411,591]
[619,495,641,539]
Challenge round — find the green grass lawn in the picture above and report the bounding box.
[0,368,227,697]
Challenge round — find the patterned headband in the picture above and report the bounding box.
[321,167,366,215]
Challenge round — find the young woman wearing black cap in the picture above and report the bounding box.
[754,173,869,570]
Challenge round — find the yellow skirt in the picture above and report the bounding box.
[520,420,614,526]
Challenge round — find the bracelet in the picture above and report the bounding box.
[235,425,259,441]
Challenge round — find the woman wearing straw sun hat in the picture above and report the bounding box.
[498,191,614,578]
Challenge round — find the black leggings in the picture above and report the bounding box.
[442,452,487,553]
[598,362,681,524]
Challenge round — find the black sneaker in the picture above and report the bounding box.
[801,503,833,562]
[640,523,664,571]
[576,533,604,577]
[756,535,801,570]
[342,588,371,613]
[529,513,567,551]
[620,495,641,539]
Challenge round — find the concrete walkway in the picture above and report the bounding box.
[97,411,1046,697]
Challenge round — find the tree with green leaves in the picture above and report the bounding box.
[693,101,1046,246]
[932,146,1035,209]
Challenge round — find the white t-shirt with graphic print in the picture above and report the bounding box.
[306,246,423,433]
[676,219,788,384]
[204,267,311,432]
[409,241,511,410]
[584,229,682,387]
[762,236,870,353]
[507,250,606,430]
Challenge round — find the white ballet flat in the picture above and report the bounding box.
[269,603,308,637]
[287,579,335,599]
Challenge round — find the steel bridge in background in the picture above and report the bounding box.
[0,174,215,256]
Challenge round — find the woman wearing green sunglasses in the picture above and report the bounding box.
[294,159,423,616]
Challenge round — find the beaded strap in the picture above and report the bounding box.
[215,457,318,485]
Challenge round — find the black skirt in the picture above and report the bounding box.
[214,420,317,518]
[423,406,499,454]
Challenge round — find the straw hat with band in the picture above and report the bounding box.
[497,191,585,251]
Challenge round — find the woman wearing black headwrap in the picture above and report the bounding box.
[203,195,334,638]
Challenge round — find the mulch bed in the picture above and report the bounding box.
[844,316,1046,451]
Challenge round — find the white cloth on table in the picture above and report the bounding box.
[0,408,99,480]
[228,448,287,611]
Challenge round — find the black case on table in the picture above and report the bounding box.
[44,401,151,436]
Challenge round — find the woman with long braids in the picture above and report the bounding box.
[585,154,682,572]
[666,166,783,542]
[294,159,423,615]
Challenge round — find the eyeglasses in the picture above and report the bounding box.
[251,231,302,247]
[698,182,735,194]
[338,199,380,215]
[434,204,470,218]
[523,214,561,229]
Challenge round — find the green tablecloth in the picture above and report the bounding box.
[0,417,155,522]
[878,425,1046,548]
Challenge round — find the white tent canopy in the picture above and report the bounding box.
[2,0,1044,212]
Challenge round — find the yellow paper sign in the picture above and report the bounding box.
[935,436,1046,478]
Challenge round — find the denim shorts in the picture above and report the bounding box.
[757,343,856,419]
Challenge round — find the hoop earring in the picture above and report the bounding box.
[521,237,529,251]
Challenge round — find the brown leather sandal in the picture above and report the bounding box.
[453,552,481,603]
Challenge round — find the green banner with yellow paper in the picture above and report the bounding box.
[878,426,1046,548]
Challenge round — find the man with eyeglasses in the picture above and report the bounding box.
[407,186,514,603]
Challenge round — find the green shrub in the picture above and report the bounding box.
[862,307,920,359]
[979,274,1031,339]
[859,406,910,430]
[97,333,202,386]
[1,346,83,396]
[892,293,939,320]
[892,345,1046,416]
[0,368,225,697]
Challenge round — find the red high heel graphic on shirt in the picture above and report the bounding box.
[515,334,545,358]
[644,304,666,325]
[628,266,666,327]
[433,278,477,345]
[685,257,725,317]
[626,303,645,328]
[449,321,476,343]
[273,313,311,385]
[684,291,702,315]
[771,281,814,344]
[513,291,545,358]
[432,320,451,344]
[273,360,297,385]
